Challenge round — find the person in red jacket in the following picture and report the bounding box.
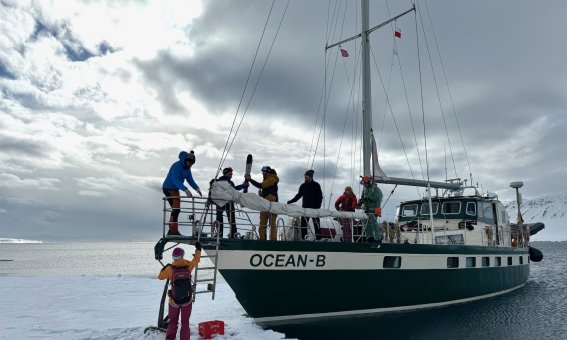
[158,243,201,340]
[335,186,357,242]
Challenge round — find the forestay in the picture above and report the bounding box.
[210,181,368,220]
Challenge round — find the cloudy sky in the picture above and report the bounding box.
[1,0,566,241]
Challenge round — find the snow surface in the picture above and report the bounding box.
[0,276,290,340]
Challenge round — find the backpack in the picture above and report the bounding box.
[170,265,193,305]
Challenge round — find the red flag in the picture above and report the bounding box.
[394,27,402,38]
[340,48,349,58]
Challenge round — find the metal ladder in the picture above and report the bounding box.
[192,209,221,301]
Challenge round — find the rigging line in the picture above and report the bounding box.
[222,0,292,166]
[308,0,343,169]
[311,0,348,170]
[415,1,458,178]
[327,40,361,209]
[423,0,473,183]
[217,0,276,173]
[369,45,418,183]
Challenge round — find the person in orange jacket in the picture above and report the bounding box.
[158,243,202,340]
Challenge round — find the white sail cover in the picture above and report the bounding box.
[210,181,368,220]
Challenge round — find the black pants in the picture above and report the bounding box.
[301,216,321,240]
[216,202,237,238]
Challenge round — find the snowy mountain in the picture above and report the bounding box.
[0,238,44,244]
[504,192,567,241]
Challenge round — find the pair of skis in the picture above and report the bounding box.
[243,154,252,193]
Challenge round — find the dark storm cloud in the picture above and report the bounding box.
[0,135,46,157]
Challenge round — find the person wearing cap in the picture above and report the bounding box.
[210,167,249,239]
[158,243,202,340]
[245,166,279,240]
[162,150,203,236]
[335,186,357,242]
[287,170,323,240]
[358,176,383,243]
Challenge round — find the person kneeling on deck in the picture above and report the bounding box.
[158,244,201,340]
[359,176,383,243]
[245,166,279,240]
[210,167,249,239]
[162,151,202,236]
[287,169,323,240]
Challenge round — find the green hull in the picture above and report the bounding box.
[211,240,529,325]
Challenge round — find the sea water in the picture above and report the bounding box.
[0,241,565,339]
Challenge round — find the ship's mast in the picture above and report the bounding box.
[361,0,372,177]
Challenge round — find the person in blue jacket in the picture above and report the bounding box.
[162,150,202,236]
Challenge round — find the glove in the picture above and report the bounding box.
[197,189,203,197]
[184,189,192,198]
[195,241,202,251]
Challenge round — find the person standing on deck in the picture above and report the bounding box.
[245,166,279,240]
[158,244,201,340]
[162,151,202,236]
[287,170,323,240]
[210,167,249,239]
[359,176,383,243]
[335,186,357,242]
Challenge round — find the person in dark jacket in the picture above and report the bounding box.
[245,166,279,240]
[162,151,202,236]
[210,167,248,239]
[287,170,323,240]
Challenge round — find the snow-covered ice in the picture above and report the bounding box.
[0,276,290,339]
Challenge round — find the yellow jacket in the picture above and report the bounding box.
[158,250,201,305]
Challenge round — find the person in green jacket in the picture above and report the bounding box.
[359,176,383,242]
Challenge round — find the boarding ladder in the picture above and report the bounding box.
[192,227,221,300]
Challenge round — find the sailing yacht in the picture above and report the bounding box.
[150,0,544,328]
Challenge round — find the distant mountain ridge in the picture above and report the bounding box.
[504,192,567,241]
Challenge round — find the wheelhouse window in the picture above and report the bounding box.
[466,257,476,268]
[482,257,490,267]
[507,256,513,265]
[442,201,461,214]
[383,256,402,268]
[495,257,501,267]
[466,202,477,216]
[482,202,494,220]
[447,257,459,268]
[519,256,523,265]
[401,204,418,217]
[420,202,439,215]
[435,234,464,245]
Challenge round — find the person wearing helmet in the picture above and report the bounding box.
[209,167,249,239]
[162,150,202,236]
[245,166,279,240]
[287,169,323,240]
[358,176,383,242]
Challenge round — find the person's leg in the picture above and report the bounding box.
[341,218,352,243]
[269,213,278,240]
[215,205,225,238]
[313,217,322,239]
[259,212,268,240]
[166,304,180,340]
[179,303,193,340]
[164,189,181,234]
[300,217,308,240]
[228,203,237,239]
